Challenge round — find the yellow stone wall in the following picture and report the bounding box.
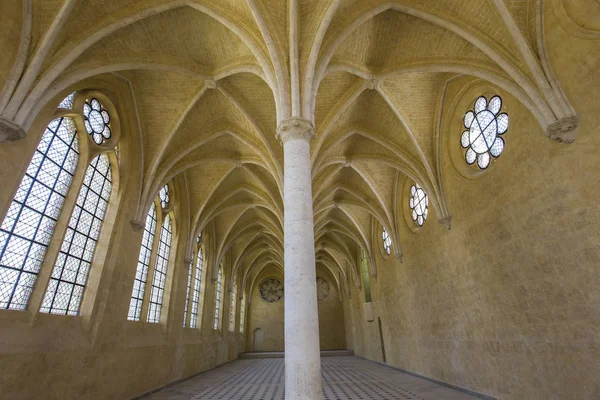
[342,18,600,399]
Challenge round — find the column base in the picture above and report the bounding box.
[0,117,26,142]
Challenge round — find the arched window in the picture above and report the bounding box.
[239,291,246,335]
[461,95,508,169]
[229,278,236,332]
[41,153,112,315]
[127,183,174,324]
[0,116,78,310]
[409,184,428,227]
[128,203,157,321]
[213,266,223,330]
[183,235,203,328]
[1,92,118,315]
[147,214,172,323]
[382,228,391,255]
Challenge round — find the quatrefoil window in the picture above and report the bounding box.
[461,96,508,169]
[83,98,111,145]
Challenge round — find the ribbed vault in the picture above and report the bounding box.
[0,0,579,297]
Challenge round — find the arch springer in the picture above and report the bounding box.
[0,117,26,142]
[546,115,579,144]
[438,216,452,230]
[276,117,315,144]
[130,220,146,232]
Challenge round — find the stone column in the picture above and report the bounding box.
[277,117,322,400]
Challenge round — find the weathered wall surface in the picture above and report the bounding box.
[342,15,600,400]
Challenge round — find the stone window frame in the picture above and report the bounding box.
[0,90,121,322]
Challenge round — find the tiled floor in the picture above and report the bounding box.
[142,356,482,400]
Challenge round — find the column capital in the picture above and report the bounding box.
[0,117,26,142]
[276,117,315,144]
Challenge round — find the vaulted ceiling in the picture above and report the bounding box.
[0,0,583,294]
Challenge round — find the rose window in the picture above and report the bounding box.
[409,183,428,226]
[83,98,112,145]
[259,278,284,303]
[461,96,508,169]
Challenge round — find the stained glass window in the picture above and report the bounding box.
[0,117,79,310]
[213,266,222,330]
[409,184,428,227]
[229,279,236,332]
[461,96,508,169]
[41,153,112,315]
[189,247,202,328]
[147,214,172,323]
[382,228,391,255]
[239,291,245,334]
[128,203,157,321]
[83,98,112,145]
[159,185,169,209]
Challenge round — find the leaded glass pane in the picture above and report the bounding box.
[128,203,157,321]
[239,292,245,334]
[0,117,78,310]
[382,228,391,255]
[409,184,428,227]
[147,214,172,323]
[41,153,112,315]
[229,279,236,332]
[213,266,222,330]
[190,248,203,328]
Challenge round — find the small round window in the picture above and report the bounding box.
[83,98,112,145]
[382,228,391,255]
[409,183,428,227]
[461,96,508,169]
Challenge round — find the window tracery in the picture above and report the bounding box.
[461,96,508,169]
[83,98,112,145]
[382,228,391,255]
[239,291,245,335]
[409,184,428,227]
[229,279,236,332]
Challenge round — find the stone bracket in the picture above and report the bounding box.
[130,220,145,232]
[438,216,452,230]
[0,117,26,142]
[546,115,579,144]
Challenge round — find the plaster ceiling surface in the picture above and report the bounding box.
[0,0,563,292]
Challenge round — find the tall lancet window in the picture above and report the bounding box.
[128,203,157,321]
[41,153,112,315]
[1,92,118,315]
[239,291,246,334]
[229,278,236,332]
[0,116,79,310]
[183,234,204,328]
[147,191,172,323]
[213,266,223,330]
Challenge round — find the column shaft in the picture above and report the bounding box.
[282,126,322,399]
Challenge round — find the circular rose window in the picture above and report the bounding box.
[83,98,112,145]
[259,278,284,303]
[461,96,508,169]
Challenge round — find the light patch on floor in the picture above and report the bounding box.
[142,356,483,400]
